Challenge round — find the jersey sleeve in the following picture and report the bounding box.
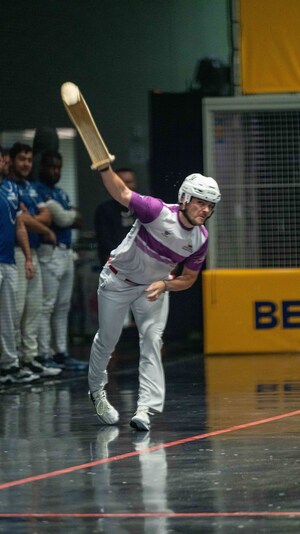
[45,200,76,227]
[128,192,163,223]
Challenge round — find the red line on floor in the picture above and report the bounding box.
[0,408,299,492]
[0,512,300,518]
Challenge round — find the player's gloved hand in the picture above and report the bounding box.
[145,281,167,302]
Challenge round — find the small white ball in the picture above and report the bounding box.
[61,82,80,105]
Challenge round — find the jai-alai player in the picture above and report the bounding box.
[89,169,221,430]
[60,82,221,430]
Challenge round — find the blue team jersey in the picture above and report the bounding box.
[0,178,20,264]
[14,180,45,249]
[35,182,72,247]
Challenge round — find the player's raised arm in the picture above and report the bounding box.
[98,166,132,208]
[61,82,133,208]
[61,82,115,172]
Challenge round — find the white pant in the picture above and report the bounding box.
[15,247,43,362]
[0,263,19,367]
[88,266,169,412]
[38,245,74,357]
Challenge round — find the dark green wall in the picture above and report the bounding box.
[2,0,230,230]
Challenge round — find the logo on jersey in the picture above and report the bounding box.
[7,192,17,202]
[182,242,193,252]
[29,188,39,199]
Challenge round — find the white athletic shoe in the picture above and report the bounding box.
[24,359,62,377]
[130,406,153,431]
[0,366,39,384]
[89,389,119,425]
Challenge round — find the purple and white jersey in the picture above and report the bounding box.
[109,192,208,285]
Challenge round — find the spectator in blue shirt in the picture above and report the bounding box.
[0,144,39,384]
[9,142,60,379]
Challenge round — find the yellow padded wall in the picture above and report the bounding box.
[203,269,300,354]
[240,0,300,93]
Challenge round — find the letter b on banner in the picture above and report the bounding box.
[255,301,300,329]
[255,301,278,329]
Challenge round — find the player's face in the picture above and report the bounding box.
[41,157,62,185]
[12,150,33,180]
[184,197,215,226]
[3,154,11,175]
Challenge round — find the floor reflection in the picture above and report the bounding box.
[0,350,300,533]
[205,353,300,429]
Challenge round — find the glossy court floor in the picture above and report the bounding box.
[1,336,300,534]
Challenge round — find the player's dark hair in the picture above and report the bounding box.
[40,150,63,165]
[9,142,32,160]
[0,145,3,157]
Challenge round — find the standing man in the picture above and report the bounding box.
[9,142,60,378]
[94,168,137,268]
[36,150,88,371]
[89,167,221,431]
[0,145,39,384]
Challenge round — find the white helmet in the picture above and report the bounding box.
[178,173,221,204]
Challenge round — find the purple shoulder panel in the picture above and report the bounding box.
[129,192,164,223]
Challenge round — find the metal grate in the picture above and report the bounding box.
[203,96,300,268]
